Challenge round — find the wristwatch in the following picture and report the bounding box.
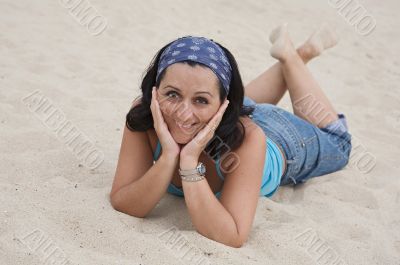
[179,162,206,182]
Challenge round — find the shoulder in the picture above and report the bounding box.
[129,95,154,143]
[238,116,265,142]
[130,96,143,108]
[222,116,266,172]
[234,116,267,164]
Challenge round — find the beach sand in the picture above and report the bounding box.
[1,0,399,264]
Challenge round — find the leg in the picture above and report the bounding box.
[245,47,311,105]
[270,24,339,128]
[245,24,338,106]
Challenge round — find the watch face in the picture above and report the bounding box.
[197,162,206,175]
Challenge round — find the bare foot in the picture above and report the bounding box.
[298,23,339,61]
[269,23,297,62]
[269,23,288,44]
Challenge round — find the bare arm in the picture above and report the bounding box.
[180,175,242,247]
[110,125,178,218]
[180,125,266,248]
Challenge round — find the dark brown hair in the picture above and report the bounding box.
[126,37,255,158]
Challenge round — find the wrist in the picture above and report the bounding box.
[179,161,206,183]
[159,153,179,165]
[179,158,199,171]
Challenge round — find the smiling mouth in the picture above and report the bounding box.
[175,121,198,130]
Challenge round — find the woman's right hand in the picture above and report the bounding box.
[150,86,181,159]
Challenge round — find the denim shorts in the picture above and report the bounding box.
[243,96,352,186]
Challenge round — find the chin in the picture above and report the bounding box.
[173,133,193,144]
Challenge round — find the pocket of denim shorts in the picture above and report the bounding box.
[303,135,319,170]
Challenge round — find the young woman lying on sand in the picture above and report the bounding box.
[110,24,352,248]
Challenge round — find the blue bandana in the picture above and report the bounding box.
[156,36,232,95]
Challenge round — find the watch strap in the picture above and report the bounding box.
[180,174,205,182]
[178,168,198,175]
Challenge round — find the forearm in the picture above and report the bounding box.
[111,154,178,218]
[180,160,241,248]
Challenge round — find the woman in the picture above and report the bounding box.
[110,24,352,248]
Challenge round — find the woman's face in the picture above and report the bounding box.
[157,62,222,144]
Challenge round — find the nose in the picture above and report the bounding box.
[175,101,195,124]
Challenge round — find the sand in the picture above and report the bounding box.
[1,0,399,264]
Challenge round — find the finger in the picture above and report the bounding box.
[194,122,218,146]
[153,87,169,129]
[153,87,170,119]
[151,87,156,117]
[207,99,229,131]
[151,87,160,128]
[153,89,164,122]
[218,99,230,116]
[193,101,229,146]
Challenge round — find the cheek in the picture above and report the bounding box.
[198,103,218,116]
[201,107,219,121]
[159,101,180,120]
[162,111,175,126]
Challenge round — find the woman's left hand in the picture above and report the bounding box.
[180,99,229,163]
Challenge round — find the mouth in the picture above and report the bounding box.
[175,121,198,131]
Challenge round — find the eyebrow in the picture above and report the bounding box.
[163,85,213,97]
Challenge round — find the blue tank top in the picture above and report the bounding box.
[153,137,284,198]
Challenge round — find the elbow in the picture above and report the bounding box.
[199,229,246,248]
[110,192,147,219]
[109,191,123,212]
[228,233,248,248]
[231,243,243,248]
[229,238,245,248]
[219,238,244,248]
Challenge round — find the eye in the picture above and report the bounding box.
[165,91,208,105]
[165,91,179,99]
[196,98,208,104]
